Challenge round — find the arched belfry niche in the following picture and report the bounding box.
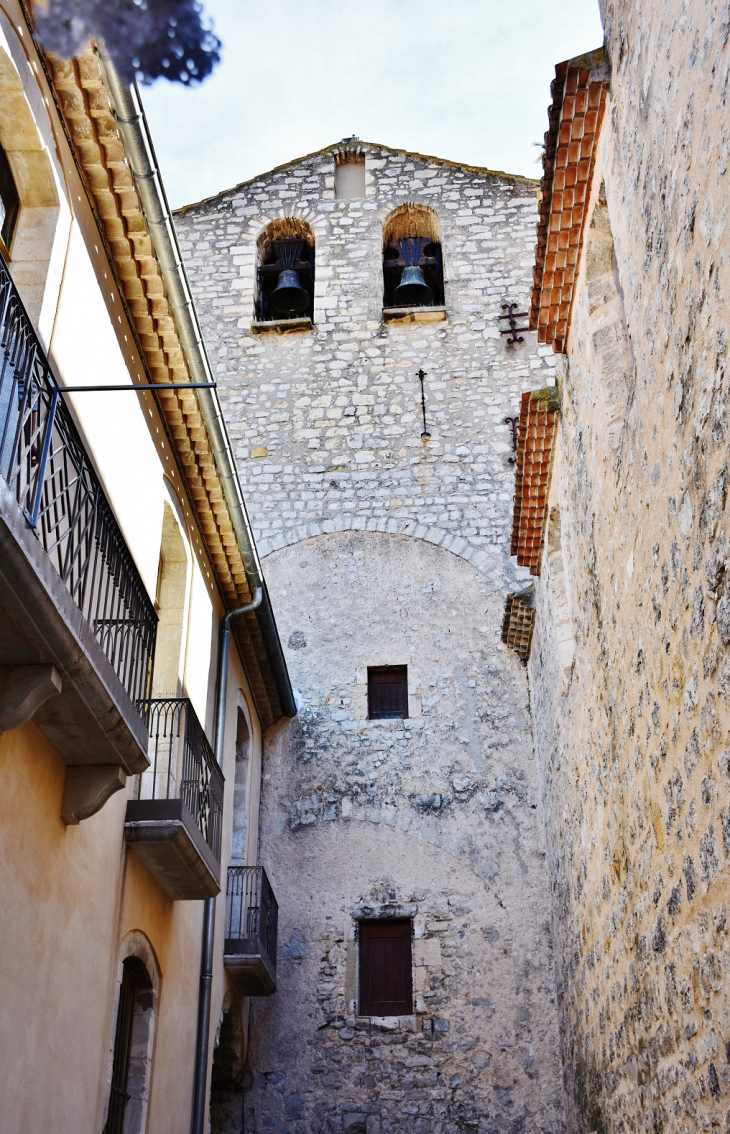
[255,217,315,323]
[0,22,63,328]
[382,203,444,309]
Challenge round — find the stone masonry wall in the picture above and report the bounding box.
[249,533,564,1133]
[175,144,564,1132]
[528,4,730,1131]
[174,142,555,589]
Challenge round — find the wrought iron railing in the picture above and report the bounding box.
[225,865,278,967]
[0,257,157,707]
[137,697,224,862]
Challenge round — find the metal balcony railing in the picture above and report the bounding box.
[0,257,157,708]
[225,865,279,969]
[137,697,224,862]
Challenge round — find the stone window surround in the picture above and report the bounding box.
[343,901,442,1023]
[102,930,161,1134]
[354,664,422,720]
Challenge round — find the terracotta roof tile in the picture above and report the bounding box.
[510,388,559,576]
[530,48,609,353]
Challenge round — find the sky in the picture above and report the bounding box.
[142,0,604,210]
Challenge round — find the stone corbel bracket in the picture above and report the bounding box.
[61,764,127,826]
[0,664,62,733]
[0,665,128,825]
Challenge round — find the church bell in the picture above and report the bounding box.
[270,269,310,317]
[393,264,434,308]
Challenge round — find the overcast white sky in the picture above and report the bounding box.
[142,0,603,210]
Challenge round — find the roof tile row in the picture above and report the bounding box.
[530,49,608,353]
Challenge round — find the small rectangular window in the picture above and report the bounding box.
[359,919,412,1017]
[367,665,408,719]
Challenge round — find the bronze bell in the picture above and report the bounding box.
[393,264,434,307]
[270,269,309,317]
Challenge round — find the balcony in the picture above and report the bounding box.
[224,866,278,995]
[125,698,224,900]
[0,258,156,824]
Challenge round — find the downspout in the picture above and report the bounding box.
[191,587,263,1134]
[97,49,296,720]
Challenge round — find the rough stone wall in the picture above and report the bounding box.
[528,3,730,1130]
[174,142,556,588]
[252,533,564,1133]
[175,145,563,1132]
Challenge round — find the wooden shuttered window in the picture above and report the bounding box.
[358,919,413,1017]
[367,665,408,719]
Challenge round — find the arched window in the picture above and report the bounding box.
[383,204,444,310]
[104,957,155,1134]
[231,705,251,865]
[0,144,19,256]
[255,218,315,323]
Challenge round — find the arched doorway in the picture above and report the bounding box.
[104,957,155,1134]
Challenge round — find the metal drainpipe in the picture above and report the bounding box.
[191,587,263,1134]
[96,47,296,720]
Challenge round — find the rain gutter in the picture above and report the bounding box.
[98,49,296,721]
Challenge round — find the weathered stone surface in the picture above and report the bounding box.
[527,3,730,1131]
[177,144,564,1131]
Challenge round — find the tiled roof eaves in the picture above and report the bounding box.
[37,47,281,726]
[510,388,559,576]
[530,47,609,353]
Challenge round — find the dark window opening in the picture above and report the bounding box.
[368,665,408,719]
[383,237,444,309]
[104,957,152,1134]
[0,146,19,255]
[359,919,413,1017]
[256,236,314,322]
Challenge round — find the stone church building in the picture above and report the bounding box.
[176,146,564,1131]
[176,0,730,1130]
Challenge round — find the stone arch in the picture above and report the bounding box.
[383,202,441,247]
[0,18,62,326]
[257,516,500,580]
[584,180,633,450]
[546,505,574,674]
[209,988,246,1134]
[104,932,161,1134]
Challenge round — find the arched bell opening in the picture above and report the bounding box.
[382,204,444,309]
[255,218,315,322]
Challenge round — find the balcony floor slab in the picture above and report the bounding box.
[125,798,221,900]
